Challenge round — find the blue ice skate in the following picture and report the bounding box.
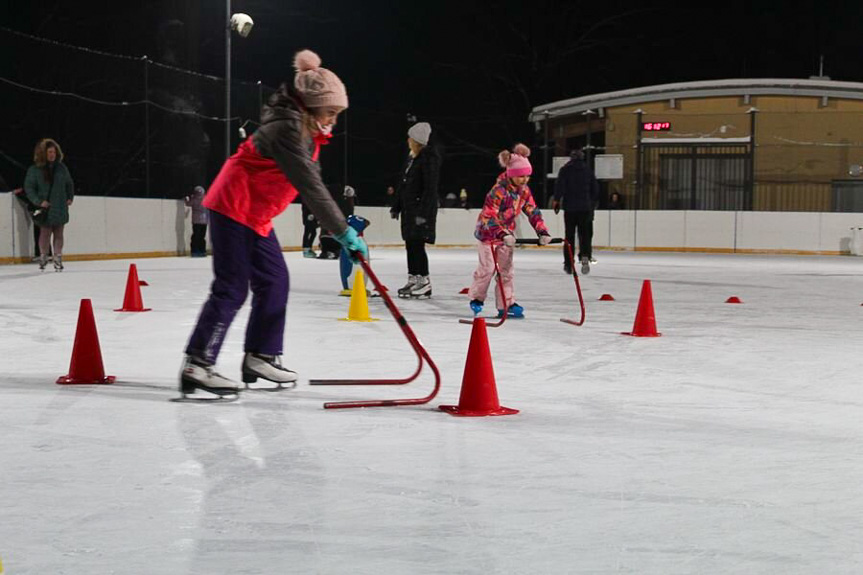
[469,299,484,316]
[497,303,524,319]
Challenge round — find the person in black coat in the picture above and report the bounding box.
[389,122,441,299]
[300,199,319,258]
[553,148,599,275]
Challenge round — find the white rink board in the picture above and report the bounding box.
[2,195,862,261]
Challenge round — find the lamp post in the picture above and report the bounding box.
[225,4,254,161]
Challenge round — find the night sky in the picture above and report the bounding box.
[3,0,862,206]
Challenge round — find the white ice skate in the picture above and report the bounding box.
[242,353,298,391]
[178,356,240,400]
[408,276,432,299]
[397,275,419,298]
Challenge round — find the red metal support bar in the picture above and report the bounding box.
[309,254,441,409]
[458,237,562,327]
[560,239,586,326]
[459,241,510,327]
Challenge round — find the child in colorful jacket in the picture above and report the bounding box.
[468,144,551,318]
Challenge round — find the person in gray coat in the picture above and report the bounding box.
[185,185,208,257]
[553,148,599,275]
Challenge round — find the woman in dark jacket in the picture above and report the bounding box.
[24,138,74,271]
[390,122,441,299]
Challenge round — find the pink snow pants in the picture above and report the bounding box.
[468,242,514,310]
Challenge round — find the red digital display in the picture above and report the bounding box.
[642,122,671,131]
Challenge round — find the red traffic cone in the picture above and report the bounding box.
[725,296,743,304]
[459,287,469,294]
[57,299,116,385]
[440,318,518,416]
[622,280,661,337]
[115,264,151,312]
[598,293,615,301]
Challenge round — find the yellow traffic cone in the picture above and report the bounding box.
[340,269,378,322]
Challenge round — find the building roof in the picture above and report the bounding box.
[529,78,863,121]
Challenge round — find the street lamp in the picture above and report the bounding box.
[226,4,254,161]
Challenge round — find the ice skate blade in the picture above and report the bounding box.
[178,376,240,399]
[172,384,239,403]
[243,380,298,392]
[171,393,239,403]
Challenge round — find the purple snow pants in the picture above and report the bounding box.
[185,210,289,364]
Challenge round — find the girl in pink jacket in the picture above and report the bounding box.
[468,144,551,318]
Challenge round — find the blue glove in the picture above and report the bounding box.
[333,226,369,263]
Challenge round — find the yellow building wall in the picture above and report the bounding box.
[555,95,863,210]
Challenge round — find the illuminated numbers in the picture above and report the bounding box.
[642,122,671,131]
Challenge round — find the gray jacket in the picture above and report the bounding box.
[252,84,347,236]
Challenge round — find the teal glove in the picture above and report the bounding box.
[333,226,369,263]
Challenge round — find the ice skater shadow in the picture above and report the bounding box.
[178,402,327,573]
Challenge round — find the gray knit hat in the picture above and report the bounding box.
[293,49,348,110]
[407,122,431,146]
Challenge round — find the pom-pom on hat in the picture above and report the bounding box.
[293,49,348,110]
[498,143,532,177]
[407,122,432,146]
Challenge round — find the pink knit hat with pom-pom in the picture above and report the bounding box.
[293,49,348,110]
[498,143,532,177]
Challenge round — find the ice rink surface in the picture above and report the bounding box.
[2,247,862,574]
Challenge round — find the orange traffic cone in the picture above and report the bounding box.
[57,299,115,385]
[598,293,615,301]
[115,264,151,312]
[622,280,661,337]
[440,318,518,416]
[725,296,743,304]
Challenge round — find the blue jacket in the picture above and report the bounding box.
[553,159,599,212]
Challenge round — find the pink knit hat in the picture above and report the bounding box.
[498,143,532,177]
[293,49,349,110]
